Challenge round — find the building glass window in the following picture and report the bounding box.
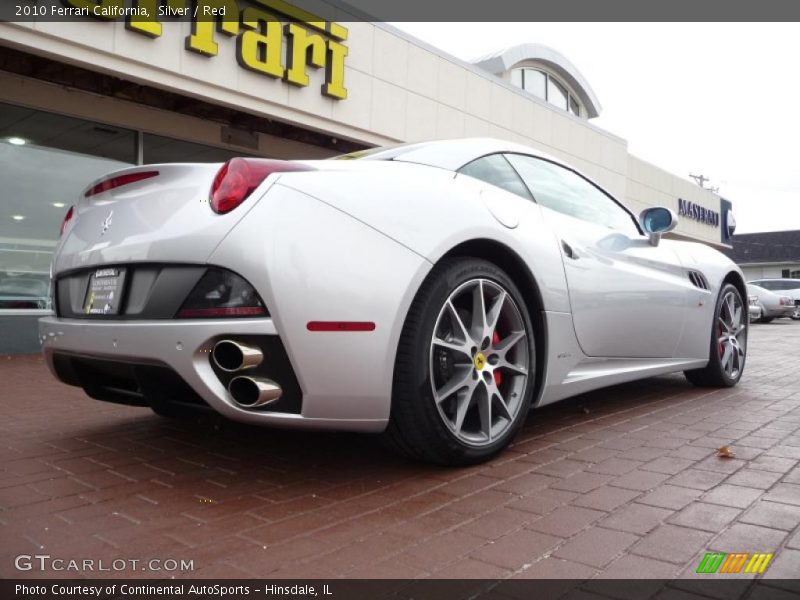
[569,95,581,117]
[510,67,583,117]
[522,69,547,99]
[547,78,568,111]
[0,103,137,311]
[0,102,261,312]
[143,134,256,164]
[510,68,523,89]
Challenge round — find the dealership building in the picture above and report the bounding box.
[0,5,734,353]
[724,231,800,281]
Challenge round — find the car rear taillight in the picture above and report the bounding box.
[209,158,314,214]
[176,267,267,318]
[59,205,75,237]
[84,170,159,198]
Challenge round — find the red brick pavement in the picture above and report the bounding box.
[1,321,799,587]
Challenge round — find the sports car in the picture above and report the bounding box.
[40,138,748,465]
[747,283,796,323]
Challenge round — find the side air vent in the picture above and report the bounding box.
[688,270,710,290]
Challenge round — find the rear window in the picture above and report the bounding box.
[458,154,533,200]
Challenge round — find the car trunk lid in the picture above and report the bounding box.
[54,163,267,274]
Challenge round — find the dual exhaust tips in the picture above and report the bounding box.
[211,340,282,409]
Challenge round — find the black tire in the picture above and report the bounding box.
[685,283,747,388]
[382,257,536,465]
[759,317,774,323]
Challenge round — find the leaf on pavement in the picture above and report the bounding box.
[716,445,736,458]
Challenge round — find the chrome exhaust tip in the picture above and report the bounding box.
[212,340,263,372]
[228,376,282,409]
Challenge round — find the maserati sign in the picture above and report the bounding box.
[678,198,720,227]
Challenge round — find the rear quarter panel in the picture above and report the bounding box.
[277,163,570,313]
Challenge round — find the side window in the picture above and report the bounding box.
[458,154,533,201]
[505,153,639,235]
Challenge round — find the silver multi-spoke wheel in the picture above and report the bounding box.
[717,289,747,379]
[685,283,748,388]
[386,258,535,464]
[429,278,530,446]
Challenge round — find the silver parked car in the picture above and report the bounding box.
[40,138,749,464]
[747,283,796,323]
[747,279,800,320]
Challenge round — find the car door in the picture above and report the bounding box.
[504,153,687,358]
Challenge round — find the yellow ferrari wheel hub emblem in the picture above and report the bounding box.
[473,352,487,370]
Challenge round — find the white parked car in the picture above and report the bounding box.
[747,279,800,320]
[40,138,749,464]
[747,283,796,322]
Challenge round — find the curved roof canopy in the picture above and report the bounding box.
[473,44,602,118]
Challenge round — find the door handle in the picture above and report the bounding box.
[561,240,580,260]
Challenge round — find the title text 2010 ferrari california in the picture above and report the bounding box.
[40,138,748,464]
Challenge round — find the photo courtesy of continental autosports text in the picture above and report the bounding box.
[14,583,332,597]
[1,0,800,599]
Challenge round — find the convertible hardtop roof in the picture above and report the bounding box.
[335,137,562,172]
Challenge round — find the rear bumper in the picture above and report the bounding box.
[39,316,387,432]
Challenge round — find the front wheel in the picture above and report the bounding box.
[383,258,536,465]
[685,283,747,388]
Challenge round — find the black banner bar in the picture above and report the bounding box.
[4,0,800,23]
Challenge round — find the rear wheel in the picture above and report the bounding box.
[383,258,536,465]
[791,305,800,320]
[685,283,747,388]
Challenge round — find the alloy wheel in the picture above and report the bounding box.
[429,278,530,446]
[717,289,747,379]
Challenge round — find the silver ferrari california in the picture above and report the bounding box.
[40,138,748,464]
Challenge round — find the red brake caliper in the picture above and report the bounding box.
[492,331,503,386]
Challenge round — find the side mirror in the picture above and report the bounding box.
[640,207,677,247]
